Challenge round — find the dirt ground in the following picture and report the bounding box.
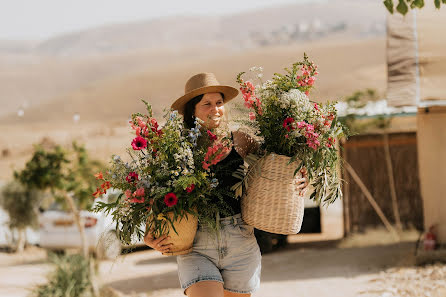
[1,235,445,297]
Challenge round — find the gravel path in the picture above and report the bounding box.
[2,241,445,297]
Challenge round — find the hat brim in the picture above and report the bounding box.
[171,85,239,115]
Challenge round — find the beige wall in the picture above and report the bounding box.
[417,106,446,243]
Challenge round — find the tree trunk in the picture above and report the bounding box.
[62,192,99,297]
[15,228,26,253]
[383,132,403,232]
[63,192,88,258]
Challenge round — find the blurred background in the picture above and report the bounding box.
[1,0,445,296]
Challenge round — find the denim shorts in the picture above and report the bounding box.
[177,213,261,294]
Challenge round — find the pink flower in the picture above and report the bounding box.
[296,121,306,129]
[285,134,289,139]
[130,187,145,203]
[314,103,319,111]
[207,130,217,141]
[125,172,139,183]
[202,162,210,170]
[305,90,310,96]
[125,189,132,199]
[249,112,256,121]
[130,196,144,203]
[164,192,178,207]
[131,136,147,150]
[186,184,195,193]
[202,143,230,169]
[134,187,144,197]
[308,76,316,86]
[283,117,295,131]
[240,81,258,110]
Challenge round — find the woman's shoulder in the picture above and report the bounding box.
[232,129,258,158]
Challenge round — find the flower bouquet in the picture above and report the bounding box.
[92,100,231,255]
[234,54,346,234]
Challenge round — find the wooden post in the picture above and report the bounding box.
[383,132,403,231]
[344,161,400,240]
[341,140,351,236]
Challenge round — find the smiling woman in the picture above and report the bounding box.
[143,72,310,297]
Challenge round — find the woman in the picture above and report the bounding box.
[144,73,309,297]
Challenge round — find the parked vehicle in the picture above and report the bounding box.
[38,189,144,259]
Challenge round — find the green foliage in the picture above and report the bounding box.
[14,145,68,191]
[14,143,104,211]
[33,253,95,297]
[384,0,443,15]
[0,181,41,230]
[338,89,393,135]
[338,89,378,135]
[64,143,105,210]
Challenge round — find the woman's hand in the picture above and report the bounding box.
[143,232,173,253]
[294,168,309,197]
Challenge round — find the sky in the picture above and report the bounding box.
[0,0,321,41]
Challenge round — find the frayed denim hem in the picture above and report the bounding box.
[223,286,258,294]
[181,276,224,295]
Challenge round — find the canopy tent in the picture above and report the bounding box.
[387,2,446,107]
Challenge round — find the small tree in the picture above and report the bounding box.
[14,142,104,257]
[0,181,42,252]
[384,0,445,15]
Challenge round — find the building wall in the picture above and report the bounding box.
[417,107,446,243]
[342,132,424,233]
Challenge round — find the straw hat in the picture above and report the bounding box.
[171,73,239,115]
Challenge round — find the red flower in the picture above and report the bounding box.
[125,172,139,183]
[186,184,195,193]
[207,130,217,141]
[164,192,178,207]
[92,188,102,198]
[101,181,111,190]
[131,136,147,150]
[283,117,295,132]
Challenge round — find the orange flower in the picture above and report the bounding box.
[94,172,104,180]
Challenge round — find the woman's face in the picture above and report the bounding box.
[194,92,225,129]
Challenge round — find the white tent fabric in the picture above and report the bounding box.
[386,2,446,107]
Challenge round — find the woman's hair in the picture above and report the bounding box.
[183,93,226,129]
[183,94,204,129]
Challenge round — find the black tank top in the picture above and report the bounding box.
[210,134,244,216]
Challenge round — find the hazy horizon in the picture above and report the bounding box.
[1,0,325,41]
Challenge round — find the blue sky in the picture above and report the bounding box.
[0,0,321,40]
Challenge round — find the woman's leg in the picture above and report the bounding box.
[186,281,224,297]
[224,290,251,297]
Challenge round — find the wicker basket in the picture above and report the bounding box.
[160,212,198,256]
[241,153,305,235]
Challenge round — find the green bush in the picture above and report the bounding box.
[0,181,41,230]
[33,253,95,297]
